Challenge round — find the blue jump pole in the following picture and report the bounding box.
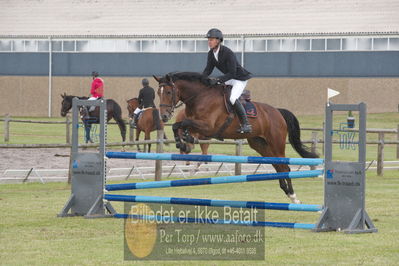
[113,213,315,229]
[105,170,323,191]
[104,194,322,212]
[106,152,324,166]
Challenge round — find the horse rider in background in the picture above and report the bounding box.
[82,71,104,119]
[131,78,156,128]
[202,28,253,134]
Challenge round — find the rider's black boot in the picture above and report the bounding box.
[233,100,252,133]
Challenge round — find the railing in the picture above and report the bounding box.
[1,116,399,176]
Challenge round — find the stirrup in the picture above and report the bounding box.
[237,124,252,134]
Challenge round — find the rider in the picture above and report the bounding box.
[131,78,156,128]
[83,71,104,118]
[202,28,252,134]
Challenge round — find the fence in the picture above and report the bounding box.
[1,115,399,176]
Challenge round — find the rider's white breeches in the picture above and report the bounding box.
[225,79,248,105]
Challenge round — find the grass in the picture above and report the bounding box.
[0,112,398,264]
[1,171,398,265]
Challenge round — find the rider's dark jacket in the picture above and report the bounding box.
[202,45,251,82]
[138,85,156,108]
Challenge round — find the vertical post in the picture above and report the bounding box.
[48,36,52,117]
[235,140,243,175]
[310,131,318,170]
[377,132,384,176]
[129,124,134,142]
[66,116,71,144]
[396,124,399,159]
[4,114,10,142]
[155,129,164,181]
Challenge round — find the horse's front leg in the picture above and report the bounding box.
[172,122,183,149]
[135,129,142,152]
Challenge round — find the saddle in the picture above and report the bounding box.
[212,85,257,140]
[222,86,257,118]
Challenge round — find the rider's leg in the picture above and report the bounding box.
[130,107,141,128]
[88,97,97,112]
[226,79,252,133]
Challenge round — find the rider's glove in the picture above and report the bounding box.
[209,78,222,86]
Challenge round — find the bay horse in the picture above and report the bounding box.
[175,108,210,166]
[60,93,126,144]
[154,72,318,204]
[126,98,165,152]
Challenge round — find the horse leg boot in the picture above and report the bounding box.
[172,122,183,149]
[233,100,252,133]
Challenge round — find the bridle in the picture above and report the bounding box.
[158,79,200,118]
[158,81,184,117]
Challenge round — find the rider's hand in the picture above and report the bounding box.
[209,78,221,86]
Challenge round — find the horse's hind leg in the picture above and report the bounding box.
[247,137,300,204]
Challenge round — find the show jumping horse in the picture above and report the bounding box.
[154,72,318,204]
[60,93,126,145]
[175,108,210,166]
[126,98,166,152]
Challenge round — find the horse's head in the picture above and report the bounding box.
[126,98,139,118]
[60,93,73,117]
[154,74,180,122]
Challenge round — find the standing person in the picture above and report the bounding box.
[131,78,156,128]
[202,28,252,133]
[82,71,104,118]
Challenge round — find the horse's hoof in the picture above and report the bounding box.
[288,193,301,204]
[176,143,181,149]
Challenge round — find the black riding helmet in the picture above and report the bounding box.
[206,28,223,42]
[92,71,99,77]
[142,78,149,86]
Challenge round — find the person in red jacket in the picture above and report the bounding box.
[89,71,104,105]
[83,71,104,118]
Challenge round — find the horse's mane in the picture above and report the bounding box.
[169,72,212,87]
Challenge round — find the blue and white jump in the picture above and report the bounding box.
[104,151,324,229]
[105,170,322,191]
[106,151,324,166]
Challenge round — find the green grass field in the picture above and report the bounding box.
[0,112,398,264]
[1,172,398,265]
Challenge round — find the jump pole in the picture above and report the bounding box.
[105,170,323,191]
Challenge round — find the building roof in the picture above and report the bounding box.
[1,0,398,37]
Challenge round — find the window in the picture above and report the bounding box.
[311,39,325,51]
[296,39,310,51]
[253,40,265,51]
[281,39,295,51]
[389,38,399,50]
[38,40,49,51]
[0,40,12,51]
[374,38,388,50]
[127,40,140,52]
[267,39,280,51]
[196,40,208,52]
[142,40,154,52]
[63,41,75,52]
[357,38,372,50]
[343,38,356,50]
[327,39,340,50]
[168,40,181,52]
[182,40,195,52]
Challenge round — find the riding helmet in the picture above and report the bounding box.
[205,28,223,42]
[92,71,99,77]
[142,78,149,86]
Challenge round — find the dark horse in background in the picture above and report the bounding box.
[126,98,166,152]
[154,72,318,204]
[60,93,126,144]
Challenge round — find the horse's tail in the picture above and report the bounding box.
[111,100,127,142]
[278,108,319,158]
[153,108,162,130]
